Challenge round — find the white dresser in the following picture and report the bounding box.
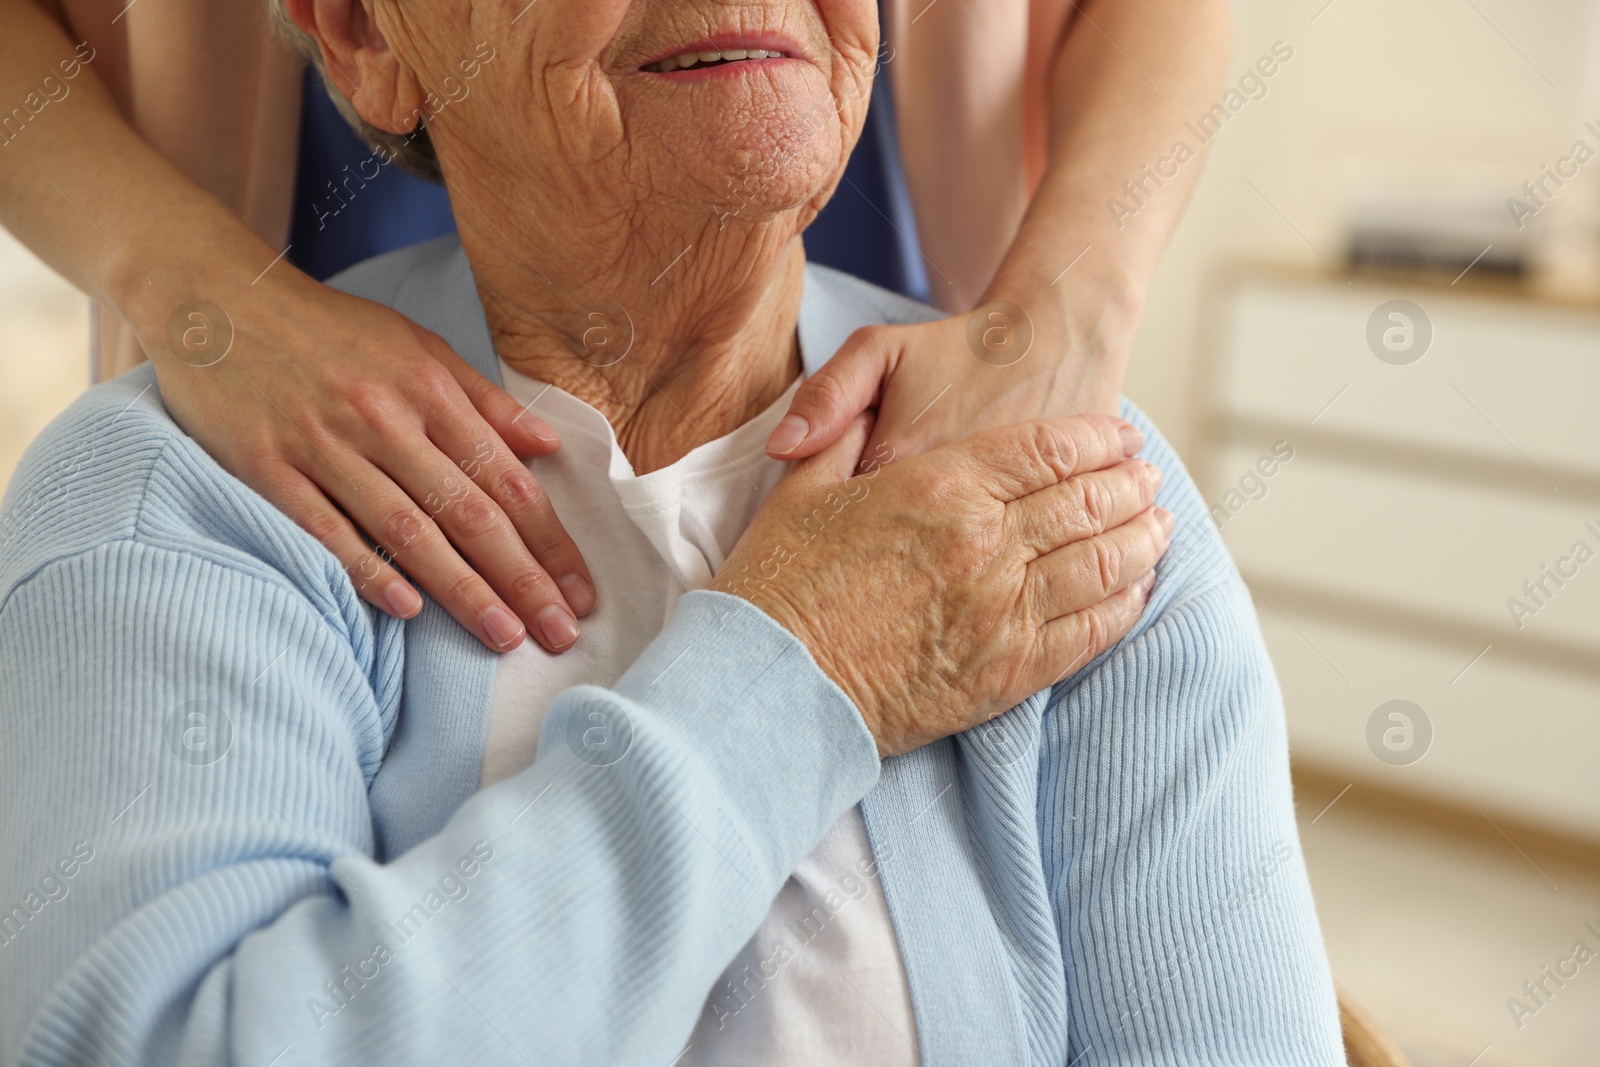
[1200,269,1600,843]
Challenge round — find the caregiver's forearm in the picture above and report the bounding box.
[984,0,1232,369]
[0,0,282,350]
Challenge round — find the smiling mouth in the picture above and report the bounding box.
[643,49,789,73]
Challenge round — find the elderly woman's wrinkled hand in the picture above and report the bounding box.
[716,412,1171,757]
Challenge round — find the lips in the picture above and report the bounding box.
[637,33,806,75]
[643,48,788,73]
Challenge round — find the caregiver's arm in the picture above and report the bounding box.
[0,401,1167,1065]
[0,0,589,653]
[770,0,1232,455]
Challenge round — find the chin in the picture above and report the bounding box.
[620,63,851,219]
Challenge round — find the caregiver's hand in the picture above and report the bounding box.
[143,268,595,654]
[764,304,1130,464]
[716,413,1172,758]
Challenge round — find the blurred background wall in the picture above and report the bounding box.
[0,227,87,499]
[1126,2,1600,1064]
[1,0,1597,1064]
[1130,0,1600,448]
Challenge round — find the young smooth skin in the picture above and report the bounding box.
[767,0,1230,459]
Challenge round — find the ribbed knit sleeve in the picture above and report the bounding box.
[0,524,878,1067]
[1039,554,1345,1063]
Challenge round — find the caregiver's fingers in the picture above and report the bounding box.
[422,326,563,460]
[1006,458,1163,558]
[1029,570,1159,692]
[766,324,896,459]
[783,410,877,486]
[374,445,583,653]
[1024,506,1174,622]
[958,415,1144,503]
[426,416,595,619]
[270,466,424,619]
[319,455,536,654]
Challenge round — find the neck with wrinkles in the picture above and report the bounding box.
[454,175,808,475]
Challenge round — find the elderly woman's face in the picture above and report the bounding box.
[373,0,878,231]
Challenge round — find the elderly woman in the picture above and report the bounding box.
[0,0,1342,1064]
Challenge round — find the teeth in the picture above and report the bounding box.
[646,49,782,72]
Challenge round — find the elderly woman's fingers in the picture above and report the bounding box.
[370,446,584,652]
[1028,571,1159,691]
[1023,506,1174,622]
[766,326,895,459]
[267,467,424,619]
[958,415,1144,503]
[1005,458,1162,558]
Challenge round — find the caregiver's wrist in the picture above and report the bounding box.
[982,271,1142,375]
[979,244,1145,343]
[115,210,287,368]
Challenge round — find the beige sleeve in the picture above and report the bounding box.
[56,0,302,379]
[883,0,1070,313]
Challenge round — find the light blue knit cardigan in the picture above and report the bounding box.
[0,239,1344,1066]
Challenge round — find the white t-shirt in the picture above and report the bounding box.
[483,362,920,1065]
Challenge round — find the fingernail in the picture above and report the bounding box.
[1155,506,1176,537]
[767,413,810,456]
[385,583,423,617]
[536,603,580,650]
[1137,571,1158,596]
[558,572,596,616]
[1119,425,1144,456]
[522,416,560,444]
[1139,460,1163,489]
[482,604,525,649]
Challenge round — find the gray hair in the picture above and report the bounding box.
[265,0,441,180]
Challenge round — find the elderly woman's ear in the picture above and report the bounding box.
[284,0,427,136]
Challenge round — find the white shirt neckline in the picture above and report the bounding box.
[483,352,919,1066]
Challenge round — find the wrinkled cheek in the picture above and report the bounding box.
[825,82,876,161]
[814,0,880,53]
[819,46,876,170]
[503,0,632,68]
[488,58,627,158]
[471,2,628,148]
[815,0,880,104]
[545,67,629,159]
